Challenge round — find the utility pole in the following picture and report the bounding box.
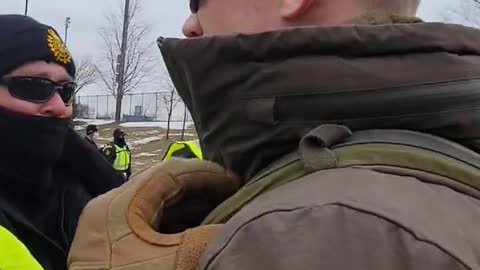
[181,104,187,140]
[24,0,29,15]
[64,17,71,45]
[115,0,130,122]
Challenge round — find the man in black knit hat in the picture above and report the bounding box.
[0,15,124,270]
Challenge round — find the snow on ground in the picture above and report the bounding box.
[130,130,161,136]
[168,133,197,137]
[128,132,196,149]
[74,119,195,131]
[129,136,163,148]
[75,118,116,126]
[135,152,159,157]
[120,122,194,130]
[74,118,116,130]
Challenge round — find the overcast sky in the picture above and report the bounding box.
[0,0,467,94]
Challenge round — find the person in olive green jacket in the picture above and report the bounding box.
[69,0,480,270]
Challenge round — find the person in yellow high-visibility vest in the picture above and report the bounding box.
[0,225,43,270]
[101,128,132,181]
[163,139,203,160]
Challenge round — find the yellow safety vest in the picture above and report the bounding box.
[163,140,203,160]
[0,226,43,270]
[113,145,131,172]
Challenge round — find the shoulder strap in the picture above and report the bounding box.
[100,143,112,150]
[203,125,480,225]
[101,143,117,160]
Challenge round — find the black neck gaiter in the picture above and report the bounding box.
[0,107,69,180]
[0,108,72,261]
[114,138,126,147]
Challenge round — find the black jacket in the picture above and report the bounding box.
[0,129,124,270]
[84,135,98,148]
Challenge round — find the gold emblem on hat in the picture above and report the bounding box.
[47,29,72,64]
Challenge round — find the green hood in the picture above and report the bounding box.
[158,22,480,182]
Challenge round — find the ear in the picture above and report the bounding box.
[280,0,314,19]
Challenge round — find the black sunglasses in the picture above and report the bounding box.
[0,76,76,106]
[190,0,200,13]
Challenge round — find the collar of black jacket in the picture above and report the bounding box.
[158,21,480,182]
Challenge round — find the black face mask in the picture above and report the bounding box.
[114,137,126,147]
[0,106,69,166]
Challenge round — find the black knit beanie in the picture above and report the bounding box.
[86,124,98,135]
[0,15,76,78]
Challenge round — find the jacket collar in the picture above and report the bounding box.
[158,20,480,182]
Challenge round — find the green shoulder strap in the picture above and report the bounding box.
[203,125,480,225]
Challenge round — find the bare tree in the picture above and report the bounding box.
[444,0,480,27]
[460,0,480,26]
[159,71,182,139]
[72,56,98,118]
[95,0,156,122]
[73,103,91,119]
[468,0,480,26]
[75,56,98,95]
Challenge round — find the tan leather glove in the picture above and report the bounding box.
[68,158,240,270]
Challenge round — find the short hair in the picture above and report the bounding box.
[363,0,421,16]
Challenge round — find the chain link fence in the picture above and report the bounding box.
[75,92,191,123]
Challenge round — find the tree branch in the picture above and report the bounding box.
[444,0,480,27]
[95,0,156,101]
[75,56,98,95]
